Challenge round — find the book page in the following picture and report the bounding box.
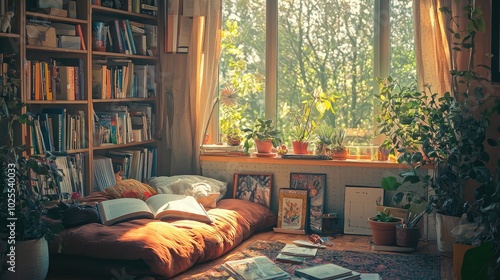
[98,198,153,225]
[146,194,212,223]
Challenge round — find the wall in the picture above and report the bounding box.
[201,158,434,239]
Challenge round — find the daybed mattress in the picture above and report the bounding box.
[50,193,276,278]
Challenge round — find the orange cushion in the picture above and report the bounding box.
[104,179,157,201]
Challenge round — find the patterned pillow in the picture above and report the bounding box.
[104,179,157,201]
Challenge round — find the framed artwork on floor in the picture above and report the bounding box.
[233,173,273,208]
[290,172,326,233]
[277,188,308,231]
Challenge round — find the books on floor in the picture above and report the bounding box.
[294,263,360,280]
[97,194,212,226]
[293,239,327,249]
[222,256,290,280]
[275,253,305,264]
[280,244,318,257]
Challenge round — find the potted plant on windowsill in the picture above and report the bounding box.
[0,57,62,280]
[331,128,347,160]
[242,118,282,155]
[289,87,335,154]
[375,1,497,254]
[314,124,333,156]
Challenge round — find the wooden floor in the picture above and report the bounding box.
[47,231,453,279]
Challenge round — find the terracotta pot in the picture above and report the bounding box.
[331,148,347,160]
[292,141,309,154]
[396,225,420,247]
[368,217,403,246]
[255,139,273,153]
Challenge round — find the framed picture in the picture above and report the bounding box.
[233,173,273,208]
[492,1,500,82]
[290,173,326,233]
[277,189,308,231]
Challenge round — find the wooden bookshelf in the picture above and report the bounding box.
[18,0,162,195]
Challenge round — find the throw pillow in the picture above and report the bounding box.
[146,175,228,208]
[104,179,157,201]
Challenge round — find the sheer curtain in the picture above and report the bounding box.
[160,0,222,175]
[413,0,452,96]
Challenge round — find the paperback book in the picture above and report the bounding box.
[279,244,318,257]
[222,256,290,280]
[294,263,359,280]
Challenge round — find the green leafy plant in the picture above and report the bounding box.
[242,118,282,154]
[289,87,335,143]
[0,57,62,242]
[331,127,346,152]
[376,1,495,218]
[374,208,396,222]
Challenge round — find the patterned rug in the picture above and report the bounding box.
[191,240,440,280]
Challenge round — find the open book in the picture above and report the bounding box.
[97,194,213,225]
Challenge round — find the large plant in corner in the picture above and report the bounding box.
[0,58,61,279]
[375,0,496,252]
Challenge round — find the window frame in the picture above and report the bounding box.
[213,0,391,144]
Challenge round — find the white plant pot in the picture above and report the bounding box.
[3,238,49,280]
[436,213,460,255]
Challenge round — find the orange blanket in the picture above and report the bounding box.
[52,197,276,278]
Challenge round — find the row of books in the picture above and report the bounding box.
[54,153,85,195]
[26,59,85,101]
[93,147,157,191]
[92,61,156,99]
[93,19,157,56]
[30,109,87,154]
[93,0,157,16]
[94,103,154,146]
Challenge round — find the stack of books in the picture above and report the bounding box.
[294,263,381,280]
[222,256,290,280]
[200,144,247,156]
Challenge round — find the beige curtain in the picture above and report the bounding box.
[413,0,452,96]
[160,0,222,175]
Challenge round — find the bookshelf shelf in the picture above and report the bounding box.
[92,5,158,22]
[26,100,88,104]
[92,51,158,61]
[26,11,87,24]
[93,140,156,151]
[92,98,156,103]
[26,45,88,54]
[0,33,20,39]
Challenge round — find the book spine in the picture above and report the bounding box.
[76,24,86,51]
[125,20,137,55]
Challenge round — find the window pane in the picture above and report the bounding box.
[390,0,416,85]
[277,0,375,146]
[219,0,266,139]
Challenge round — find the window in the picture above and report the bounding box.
[218,0,415,148]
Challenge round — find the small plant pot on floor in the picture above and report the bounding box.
[368,217,403,246]
[396,225,420,248]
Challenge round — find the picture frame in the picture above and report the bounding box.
[233,173,273,208]
[290,173,326,233]
[277,188,308,231]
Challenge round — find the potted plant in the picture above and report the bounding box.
[314,124,333,156]
[331,128,347,160]
[375,1,497,254]
[368,208,403,246]
[225,126,243,146]
[242,118,282,155]
[0,57,62,280]
[289,87,335,154]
